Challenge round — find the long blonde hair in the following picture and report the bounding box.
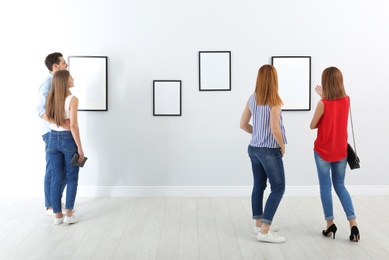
[254,64,283,107]
[321,67,346,100]
[46,70,71,127]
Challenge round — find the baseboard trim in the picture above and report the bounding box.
[75,185,389,197]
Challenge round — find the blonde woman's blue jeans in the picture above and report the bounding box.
[314,151,356,221]
[248,145,285,224]
[47,131,79,214]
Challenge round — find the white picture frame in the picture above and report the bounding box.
[272,56,311,111]
[199,51,231,91]
[68,56,108,111]
[153,80,182,116]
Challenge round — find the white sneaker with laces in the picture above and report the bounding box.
[64,215,79,224]
[257,230,286,243]
[54,216,64,225]
[253,225,278,233]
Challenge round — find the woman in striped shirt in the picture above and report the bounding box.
[240,64,287,243]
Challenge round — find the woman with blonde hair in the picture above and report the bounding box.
[46,70,85,225]
[240,64,287,243]
[310,66,360,241]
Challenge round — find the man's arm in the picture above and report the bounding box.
[36,76,51,119]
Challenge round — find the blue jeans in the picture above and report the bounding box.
[248,145,285,224]
[47,131,79,213]
[314,151,356,221]
[42,133,66,209]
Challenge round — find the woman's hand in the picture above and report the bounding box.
[77,148,85,163]
[315,85,323,98]
[280,146,285,157]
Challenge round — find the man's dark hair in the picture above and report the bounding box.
[44,52,63,72]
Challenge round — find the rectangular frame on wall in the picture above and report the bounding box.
[153,80,182,116]
[68,56,108,111]
[271,56,311,111]
[199,51,231,91]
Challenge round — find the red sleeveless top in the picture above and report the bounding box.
[314,96,349,162]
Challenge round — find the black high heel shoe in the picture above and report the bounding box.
[322,223,337,239]
[349,226,360,242]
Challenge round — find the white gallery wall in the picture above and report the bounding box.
[1,0,388,197]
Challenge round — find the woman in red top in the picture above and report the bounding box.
[310,67,360,242]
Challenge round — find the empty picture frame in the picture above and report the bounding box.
[68,56,108,111]
[199,51,231,91]
[272,56,311,111]
[153,80,182,116]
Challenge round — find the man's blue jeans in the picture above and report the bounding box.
[47,131,79,213]
[314,151,356,220]
[248,145,285,224]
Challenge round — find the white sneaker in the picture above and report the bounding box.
[46,208,54,216]
[253,225,279,233]
[54,216,64,225]
[257,230,286,243]
[64,215,78,224]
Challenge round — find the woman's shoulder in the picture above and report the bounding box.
[67,94,78,100]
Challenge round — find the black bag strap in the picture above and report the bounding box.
[349,100,358,156]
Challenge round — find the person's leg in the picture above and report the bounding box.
[47,132,66,223]
[42,132,52,210]
[248,146,267,228]
[260,148,285,226]
[64,158,79,216]
[331,157,356,221]
[331,157,359,240]
[51,153,66,214]
[314,151,334,225]
[254,148,286,243]
[61,132,79,223]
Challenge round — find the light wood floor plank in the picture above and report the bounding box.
[211,198,243,260]
[157,198,181,260]
[197,197,221,260]
[113,198,153,258]
[134,198,167,260]
[178,197,200,259]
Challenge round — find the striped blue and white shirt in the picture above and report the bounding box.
[248,94,287,148]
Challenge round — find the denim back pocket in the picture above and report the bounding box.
[61,133,78,153]
[47,134,58,153]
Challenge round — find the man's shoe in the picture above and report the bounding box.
[64,215,78,224]
[46,208,54,216]
[253,225,279,233]
[257,230,286,243]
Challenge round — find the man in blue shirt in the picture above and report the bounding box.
[37,52,69,215]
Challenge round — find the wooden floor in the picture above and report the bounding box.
[1,196,389,260]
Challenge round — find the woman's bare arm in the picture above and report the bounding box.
[69,96,84,162]
[240,102,253,134]
[270,105,285,156]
